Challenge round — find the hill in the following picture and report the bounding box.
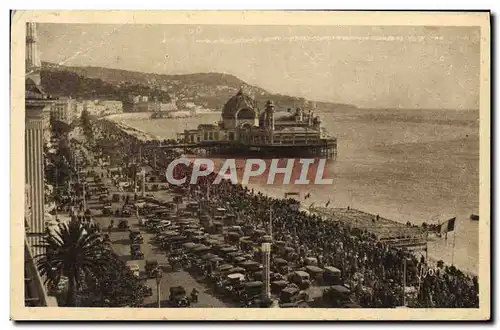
[40,62,355,111]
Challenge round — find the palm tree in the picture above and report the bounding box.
[36,218,105,306]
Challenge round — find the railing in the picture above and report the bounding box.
[24,238,57,307]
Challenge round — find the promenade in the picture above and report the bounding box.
[83,164,228,308]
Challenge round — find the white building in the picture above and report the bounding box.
[94,104,107,116]
[50,97,72,124]
[83,100,97,115]
[98,100,123,114]
[155,102,178,112]
[71,102,84,120]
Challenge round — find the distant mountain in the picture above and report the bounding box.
[40,62,355,111]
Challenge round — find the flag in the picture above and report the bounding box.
[325,199,331,207]
[440,217,456,233]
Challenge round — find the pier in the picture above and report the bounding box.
[142,138,338,159]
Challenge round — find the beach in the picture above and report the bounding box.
[108,107,480,274]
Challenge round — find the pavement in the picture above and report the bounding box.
[85,165,229,308]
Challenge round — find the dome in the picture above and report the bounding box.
[222,89,257,119]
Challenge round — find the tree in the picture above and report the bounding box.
[78,250,148,307]
[36,218,105,306]
[80,109,93,139]
[44,149,73,190]
[50,116,71,138]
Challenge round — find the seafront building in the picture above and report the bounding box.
[123,94,152,112]
[124,92,182,113]
[24,22,57,306]
[98,100,123,116]
[71,101,84,120]
[50,97,73,124]
[51,99,123,123]
[177,88,337,158]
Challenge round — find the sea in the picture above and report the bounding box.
[111,107,480,274]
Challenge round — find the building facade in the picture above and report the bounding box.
[71,101,84,120]
[180,88,325,144]
[25,22,57,306]
[50,97,73,124]
[82,100,95,115]
[178,88,337,158]
[25,22,54,257]
[98,100,123,115]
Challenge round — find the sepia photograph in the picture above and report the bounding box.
[10,10,490,320]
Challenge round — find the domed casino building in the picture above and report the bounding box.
[221,88,259,130]
[177,87,337,158]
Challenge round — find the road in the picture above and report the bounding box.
[85,165,229,308]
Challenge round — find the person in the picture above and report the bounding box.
[190,288,198,303]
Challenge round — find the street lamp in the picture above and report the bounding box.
[154,267,163,308]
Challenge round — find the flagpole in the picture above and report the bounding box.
[451,223,457,266]
[402,258,407,307]
[425,233,428,261]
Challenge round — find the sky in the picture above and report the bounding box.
[37,24,481,109]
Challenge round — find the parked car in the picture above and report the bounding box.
[129,263,140,278]
[118,219,130,230]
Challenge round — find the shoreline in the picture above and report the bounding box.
[104,116,159,141]
[102,116,478,277]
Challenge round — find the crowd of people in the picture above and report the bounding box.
[92,119,480,308]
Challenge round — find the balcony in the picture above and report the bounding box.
[24,237,58,307]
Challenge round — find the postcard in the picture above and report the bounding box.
[11,10,490,320]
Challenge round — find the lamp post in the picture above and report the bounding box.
[141,168,146,197]
[82,182,87,212]
[155,267,162,308]
[261,243,271,301]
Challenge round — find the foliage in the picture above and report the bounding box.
[78,250,148,307]
[50,117,71,138]
[36,218,147,307]
[44,141,74,195]
[36,218,105,306]
[80,109,93,139]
